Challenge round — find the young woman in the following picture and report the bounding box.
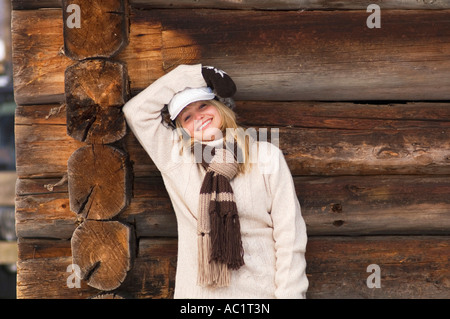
[123,64,308,298]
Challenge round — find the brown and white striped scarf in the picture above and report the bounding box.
[194,142,245,287]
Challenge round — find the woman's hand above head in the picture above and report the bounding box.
[201,66,237,98]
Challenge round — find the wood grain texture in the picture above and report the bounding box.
[15,174,450,239]
[61,0,129,60]
[12,9,450,104]
[156,9,450,101]
[16,236,450,298]
[67,144,131,220]
[17,237,175,298]
[15,102,450,178]
[132,0,450,10]
[306,236,450,298]
[12,3,450,300]
[11,9,71,105]
[11,0,450,10]
[65,59,128,144]
[71,220,134,291]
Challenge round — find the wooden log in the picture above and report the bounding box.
[236,101,450,130]
[15,193,78,240]
[71,220,134,291]
[157,9,450,101]
[14,110,450,179]
[65,59,128,144]
[89,293,125,299]
[61,0,129,60]
[17,237,175,298]
[131,0,450,10]
[15,189,176,239]
[15,100,450,132]
[15,123,84,178]
[67,144,131,220]
[11,0,450,10]
[15,120,450,179]
[11,9,450,104]
[306,236,450,298]
[15,103,67,126]
[11,9,71,105]
[15,174,450,239]
[17,238,98,298]
[16,236,450,298]
[297,175,450,235]
[281,127,450,176]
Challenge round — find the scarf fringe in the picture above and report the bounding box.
[197,233,230,287]
[210,212,244,270]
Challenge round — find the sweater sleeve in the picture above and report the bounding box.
[122,64,207,172]
[263,143,309,299]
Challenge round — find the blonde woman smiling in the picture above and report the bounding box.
[123,64,308,299]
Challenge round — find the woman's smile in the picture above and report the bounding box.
[197,118,213,131]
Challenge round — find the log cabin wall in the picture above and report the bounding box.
[11,0,450,298]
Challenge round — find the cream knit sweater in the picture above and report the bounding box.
[122,64,308,299]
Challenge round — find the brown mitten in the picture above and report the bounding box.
[201,66,237,98]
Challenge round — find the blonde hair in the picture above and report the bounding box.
[175,99,252,175]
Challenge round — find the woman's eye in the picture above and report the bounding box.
[184,115,191,122]
[199,104,206,109]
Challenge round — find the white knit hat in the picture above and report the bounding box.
[168,87,215,121]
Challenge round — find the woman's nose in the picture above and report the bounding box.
[194,112,204,120]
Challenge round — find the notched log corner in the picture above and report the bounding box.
[65,59,129,144]
[62,0,129,60]
[67,144,132,220]
[71,220,134,291]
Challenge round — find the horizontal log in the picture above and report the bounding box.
[17,237,176,298]
[15,175,450,239]
[15,116,450,178]
[132,0,450,10]
[11,9,70,105]
[15,123,85,178]
[236,101,450,130]
[12,9,450,104]
[16,236,450,298]
[305,236,450,298]
[16,101,450,129]
[11,0,450,10]
[15,192,176,239]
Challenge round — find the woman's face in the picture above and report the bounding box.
[177,101,222,141]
